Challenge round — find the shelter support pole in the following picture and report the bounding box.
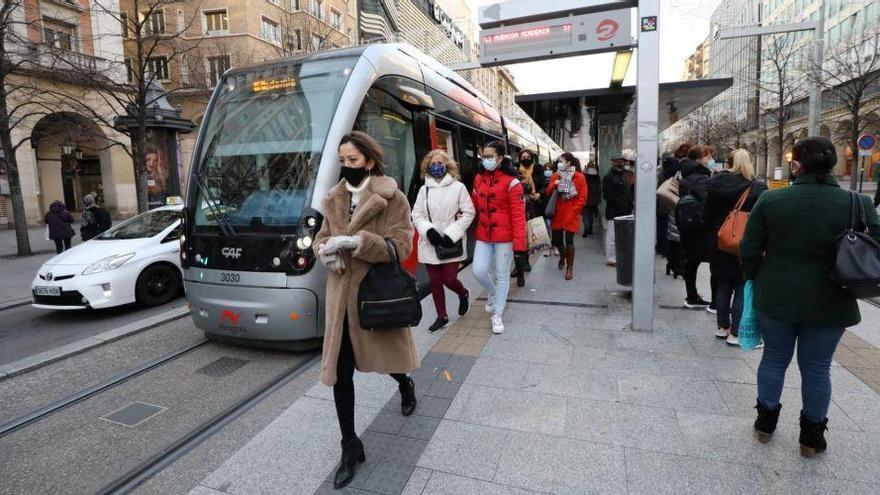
[632,0,660,331]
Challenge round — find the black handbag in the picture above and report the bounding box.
[358,239,422,330]
[831,191,880,298]
[426,188,464,260]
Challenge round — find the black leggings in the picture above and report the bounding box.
[552,230,575,249]
[53,237,72,254]
[334,317,407,443]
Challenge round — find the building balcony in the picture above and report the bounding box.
[20,43,114,76]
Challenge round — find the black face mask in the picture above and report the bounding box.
[521,158,533,166]
[340,166,368,186]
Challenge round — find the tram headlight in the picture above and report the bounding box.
[296,236,313,250]
[305,216,317,228]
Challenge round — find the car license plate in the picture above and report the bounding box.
[35,286,61,296]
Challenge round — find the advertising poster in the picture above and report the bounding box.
[146,129,181,209]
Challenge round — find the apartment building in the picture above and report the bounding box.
[2,0,136,226]
[681,38,711,81]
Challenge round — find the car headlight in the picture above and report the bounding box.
[82,253,136,275]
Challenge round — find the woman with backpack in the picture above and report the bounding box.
[704,149,767,346]
[471,140,528,335]
[677,145,715,308]
[411,150,475,333]
[741,137,880,457]
[546,152,588,280]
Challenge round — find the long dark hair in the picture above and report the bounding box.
[339,131,386,176]
[482,140,518,177]
[559,152,581,173]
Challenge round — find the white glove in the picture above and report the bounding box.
[318,250,345,274]
[321,235,362,255]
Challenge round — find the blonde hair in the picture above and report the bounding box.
[420,149,460,179]
[728,149,755,181]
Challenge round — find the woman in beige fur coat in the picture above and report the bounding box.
[314,131,420,489]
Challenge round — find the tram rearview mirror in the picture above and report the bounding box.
[395,86,434,112]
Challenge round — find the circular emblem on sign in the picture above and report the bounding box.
[597,19,620,42]
[858,134,875,150]
[46,272,53,281]
[640,161,654,173]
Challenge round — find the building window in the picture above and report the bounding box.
[146,56,169,80]
[125,58,133,82]
[289,28,302,51]
[311,34,323,51]
[331,9,342,30]
[291,0,300,10]
[177,9,185,33]
[310,0,323,20]
[206,55,231,86]
[144,10,166,35]
[260,17,280,44]
[120,13,129,38]
[204,10,228,33]
[43,18,76,51]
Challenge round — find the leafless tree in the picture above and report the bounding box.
[808,27,880,190]
[75,0,207,213]
[751,33,808,174]
[277,10,349,58]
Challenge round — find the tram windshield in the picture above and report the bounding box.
[192,56,356,231]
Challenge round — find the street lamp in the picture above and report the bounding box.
[74,148,84,160]
[61,143,73,156]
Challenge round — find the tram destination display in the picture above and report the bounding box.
[479,9,632,65]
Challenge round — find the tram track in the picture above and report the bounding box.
[95,352,320,495]
[0,339,210,439]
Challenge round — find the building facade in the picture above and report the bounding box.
[681,38,711,81]
[2,0,135,227]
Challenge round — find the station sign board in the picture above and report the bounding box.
[479,9,633,66]
[478,0,636,29]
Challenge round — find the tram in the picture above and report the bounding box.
[182,43,562,349]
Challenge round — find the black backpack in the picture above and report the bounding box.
[95,207,112,233]
[676,193,705,236]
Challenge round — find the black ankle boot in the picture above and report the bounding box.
[754,400,781,443]
[799,412,828,458]
[334,437,365,488]
[400,376,417,416]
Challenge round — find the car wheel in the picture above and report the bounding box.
[136,264,180,307]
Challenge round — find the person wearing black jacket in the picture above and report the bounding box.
[678,145,715,307]
[582,162,601,237]
[602,157,633,266]
[80,194,112,241]
[704,149,767,345]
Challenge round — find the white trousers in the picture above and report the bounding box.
[604,219,616,263]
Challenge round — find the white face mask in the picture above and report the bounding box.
[587,168,598,175]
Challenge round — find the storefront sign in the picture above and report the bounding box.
[414,0,466,49]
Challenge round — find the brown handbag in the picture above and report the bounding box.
[717,185,752,256]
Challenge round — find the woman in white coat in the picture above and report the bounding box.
[411,150,476,332]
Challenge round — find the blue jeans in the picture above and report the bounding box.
[715,277,743,336]
[472,241,513,317]
[756,314,845,423]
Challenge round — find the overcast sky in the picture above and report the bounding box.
[463,0,723,94]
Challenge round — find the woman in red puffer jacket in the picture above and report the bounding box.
[546,152,588,281]
[471,141,527,335]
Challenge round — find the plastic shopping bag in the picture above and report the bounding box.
[739,280,761,350]
[527,217,551,253]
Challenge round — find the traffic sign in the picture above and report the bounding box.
[479,9,633,66]
[858,134,875,150]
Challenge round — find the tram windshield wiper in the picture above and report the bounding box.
[191,171,236,237]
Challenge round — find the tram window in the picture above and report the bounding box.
[435,128,455,160]
[353,88,416,191]
[192,56,355,230]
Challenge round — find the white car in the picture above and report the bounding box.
[32,205,184,310]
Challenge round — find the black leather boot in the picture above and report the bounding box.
[334,437,365,488]
[799,412,828,458]
[400,376,417,416]
[754,400,781,443]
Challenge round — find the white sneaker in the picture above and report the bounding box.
[715,327,730,339]
[491,315,504,334]
[484,297,495,313]
[726,334,740,346]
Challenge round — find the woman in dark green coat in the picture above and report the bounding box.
[741,137,880,458]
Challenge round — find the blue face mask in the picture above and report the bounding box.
[482,157,498,171]
[707,159,717,171]
[428,163,446,178]
[544,169,552,178]
[556,161,567,171]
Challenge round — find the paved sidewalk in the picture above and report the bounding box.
[0,224,85,306]
[190,235,880,495]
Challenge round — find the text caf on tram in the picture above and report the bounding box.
[182,43,561,350]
